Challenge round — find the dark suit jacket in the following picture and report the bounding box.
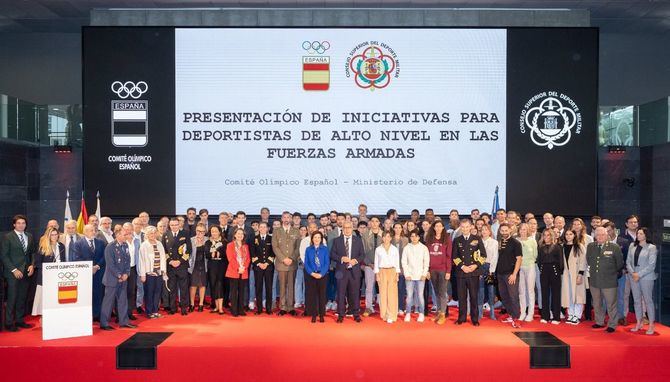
[251,234,274,268]
[71,237,106,268]
[329,235,365,273]
[34,242,66,285]
[162,230,191,273]
[1,230,36,278]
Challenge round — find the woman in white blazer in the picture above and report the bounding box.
[627,227,657,335]
[138,226,167,318]
[560,229,587,325]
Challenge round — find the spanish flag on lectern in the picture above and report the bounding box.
[76,193,88,234]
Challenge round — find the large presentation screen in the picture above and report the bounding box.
[83,27,598,216]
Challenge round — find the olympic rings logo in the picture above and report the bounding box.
[302,41,330,55]
[111,81,148,99]
[58,272,78,280]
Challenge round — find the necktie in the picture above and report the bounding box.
[339,228,343,237]
[89,239,95,252]
[70,234,75,244]
[345,237,351,268]
[373,234,378,249]
[315,248,321,268]
[18,233,26,252]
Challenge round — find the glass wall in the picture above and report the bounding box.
[0,93,81,147]
[598,105,637,146]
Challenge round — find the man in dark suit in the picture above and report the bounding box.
[1,215,35,331]
[329,221,365,323]
[162,217,192,315]
[100,227,136,330]
[72,223,107,321]
[217,212,231,242]
[452,219,487,326]
[251,222,274,315]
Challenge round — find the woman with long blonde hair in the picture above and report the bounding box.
[32,227,65,315]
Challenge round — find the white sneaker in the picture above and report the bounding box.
[294,303,302,309]
[483,303,490,311]
[249,302,255,311]
[560,312,565,319]
[325,302,332,310]
[398,310,405,316]
[524,316,534,322]
[331,302,337,311]
[540,319,548,324]
[387,318,394,324]
[418,313,425,323]
[519,313,527,321]
[447,300,459,307]
[551,320,560,325]
[404,314,411,322]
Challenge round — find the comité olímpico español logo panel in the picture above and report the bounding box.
[110,80,149,147]
[520,91,582,150]
[302,40,331,91]
[345,41,400,91]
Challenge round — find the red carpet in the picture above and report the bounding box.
[1,310,669,381]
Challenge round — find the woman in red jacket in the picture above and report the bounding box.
[226,228,251,316]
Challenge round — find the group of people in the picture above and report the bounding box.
[0,205,657,336]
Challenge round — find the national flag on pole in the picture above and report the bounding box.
[95,191,101,218]
[76,193,88,234]
[491,186,500,217]
[64,190,73,228]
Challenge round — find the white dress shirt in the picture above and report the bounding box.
[374,244,401,273]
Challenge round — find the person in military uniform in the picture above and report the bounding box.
[162,217,192,316]
[272,211,301,316]
[252,222,275,315]
[452,219,487,326]
[586,227,624,333]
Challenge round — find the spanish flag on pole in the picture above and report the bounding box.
[76,193,88,234]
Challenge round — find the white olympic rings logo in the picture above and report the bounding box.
[111,81,148,99]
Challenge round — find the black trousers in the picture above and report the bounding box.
[167,267,189,311]
[336,268,361,317]
[584,286,593,320]
[5,275,28,326]
[127,266,137,316]
[305,271,328,318]
[254,265,274,313]
[456,276,479,322]
[539,264,562,321]
[229,276,247,316]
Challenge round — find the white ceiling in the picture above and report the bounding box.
[0,0,668,33]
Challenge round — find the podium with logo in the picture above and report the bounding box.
[42,262,93,340]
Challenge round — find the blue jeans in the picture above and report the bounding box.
[247,269,255,305]
[294,263,305,305]
[405,280,425,313]
[478,263,496,319]
[136,275,144,308]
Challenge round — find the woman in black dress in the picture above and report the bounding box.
[188,223,208,312]
[206,225,228,314]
